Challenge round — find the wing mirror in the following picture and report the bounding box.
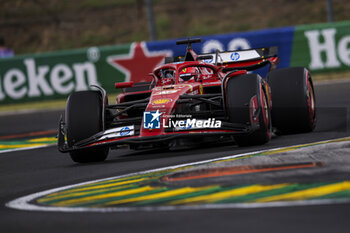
[115,81,134,89]
[115,81,134,93]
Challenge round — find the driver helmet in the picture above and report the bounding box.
[179,67,198,82]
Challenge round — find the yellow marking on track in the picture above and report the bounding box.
[255,181,350,202]
[34,137,350,208]
[170,184,288,205]
[262,148,295,154]
[53,167,189,193]
[47,176,148,194]
[45,167,193,198]
[52,186,156,206]
[46,178,146,197]
[104,187,209,206]
[329,137,350,143]
[0,143,47,149]
[38,184,136,202]
[28,137,56,143]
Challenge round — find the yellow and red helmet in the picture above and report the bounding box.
[180,67,197,75]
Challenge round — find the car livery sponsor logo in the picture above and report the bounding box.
[119,127,132,136]
[143,110,162,129]
[203,58,214,63]
[149,105,166,109]
[153,90,179,95]
[152,98,172,105]
[99,126,134,140]
[230,52,240,61]
[173,84,190,89]
[179,120,192,130]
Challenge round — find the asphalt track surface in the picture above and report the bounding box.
[1,80,350,233]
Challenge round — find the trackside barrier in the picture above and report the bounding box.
[0,21,349,104]
[291,21,350,73]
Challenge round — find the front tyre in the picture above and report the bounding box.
[225,74,271,146]
[66,91,109,163]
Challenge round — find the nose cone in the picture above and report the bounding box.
[140,84,196,136]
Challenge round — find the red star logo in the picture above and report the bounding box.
[107,42,171,82]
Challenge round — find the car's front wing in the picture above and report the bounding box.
[58,118,252,153]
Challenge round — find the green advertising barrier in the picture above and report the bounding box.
[2,20,350,105]
[291,21,350,73]
[0,41,173,105]
[0,44,132,104]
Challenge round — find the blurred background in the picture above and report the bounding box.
[1,0,350,55]
[1,0,350,109]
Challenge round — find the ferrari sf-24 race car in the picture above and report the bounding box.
[58,38,316,163]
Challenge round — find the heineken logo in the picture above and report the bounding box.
[0,58,99,101]
[305,28,350,69]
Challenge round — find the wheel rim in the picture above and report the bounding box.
[307,80,315,124]
[263,94,269,125]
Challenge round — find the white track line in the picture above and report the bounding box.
[6,136,350,212]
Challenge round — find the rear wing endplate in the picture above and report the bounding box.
[197,46,278,65]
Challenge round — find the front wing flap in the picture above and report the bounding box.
[58,118,252,153]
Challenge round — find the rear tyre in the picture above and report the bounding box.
[66,91,109,163]
[267,67,316,134]
[225,74,271,146]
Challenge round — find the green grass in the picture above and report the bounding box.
[156,14,172,39]
[77,0,136,9]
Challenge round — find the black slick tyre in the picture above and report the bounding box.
[65,91,109,163]
[225,73,271,146]
[267,67,316,134]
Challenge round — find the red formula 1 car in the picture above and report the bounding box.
[58,38,316,163]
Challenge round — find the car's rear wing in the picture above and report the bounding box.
[197,46,278,65]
